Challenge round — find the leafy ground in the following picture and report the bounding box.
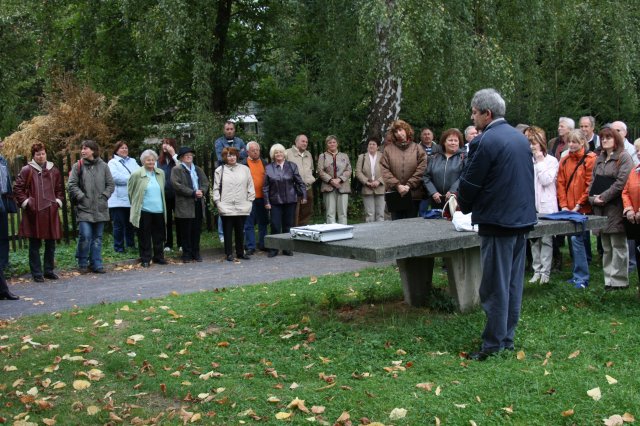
[5,232,224,278]
[1,257,639,425]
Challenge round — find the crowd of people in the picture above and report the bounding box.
[1,106,640,307]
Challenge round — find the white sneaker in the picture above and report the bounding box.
[529,273,541,283]
[219,237,224,243]
[539,275,549,284]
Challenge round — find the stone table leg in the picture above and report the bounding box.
[396,256,435,307]
[444,247,482,312]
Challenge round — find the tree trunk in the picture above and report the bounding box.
[210,0,233,114]
[360,0,401,152]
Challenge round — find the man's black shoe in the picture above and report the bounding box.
[238,254,250,260]
[153,258,168,265]
[93,268,106,274]
[468,350,499,361]
[246,249,255,256]
[44,272,59,280]
[0,291,19,300]
[141,262,150,268]
[268,250,278,258]
[283,250,293,256]
[33,275,45,283]
[226,255,234,262]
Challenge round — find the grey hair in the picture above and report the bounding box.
[140,149,159,163]
[559,117,575,130]
[580,116,595,127]
[612,120,627,132]
[269,143,286,161]
[295,134,308,144]
[470,88,506,118]
[246,141,260,150]
[464,126,476,137]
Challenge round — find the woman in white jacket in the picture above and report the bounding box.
[213,147,255,262]
[108,141,140,253]
[526,126,559,284]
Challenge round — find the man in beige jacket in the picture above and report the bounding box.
[286,134,316,225]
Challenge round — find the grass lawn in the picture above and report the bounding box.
[5,231,225,278]
[1,256,640,425]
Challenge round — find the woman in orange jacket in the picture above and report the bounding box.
[556,130,597,288]
[621,138,640,286]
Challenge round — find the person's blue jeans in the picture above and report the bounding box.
[570,233,590,283]
[217,216,224,240]
[77,221,105,270]
[110,207,135,252]
[244,198,269,250]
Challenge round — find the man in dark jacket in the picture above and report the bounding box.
[458,88,537,361]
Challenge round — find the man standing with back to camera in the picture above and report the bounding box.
[458,88,537,361]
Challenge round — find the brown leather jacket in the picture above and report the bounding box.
[380,141,427,200]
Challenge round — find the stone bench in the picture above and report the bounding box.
[265,216,607,312]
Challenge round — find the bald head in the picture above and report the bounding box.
[611,121,627,139]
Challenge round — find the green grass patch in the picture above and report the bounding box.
[6,231,224,277]
[1,261,640,424]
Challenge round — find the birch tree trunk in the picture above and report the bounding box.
[360,0,401,152]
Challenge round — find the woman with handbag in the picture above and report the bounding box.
[589,126,633,290]
[355,137,384,222]
[422,128,466,211]
[264,144,307,258]
[317,135,352,224]
[525,126,558,284]
[556,130,597,289]
[213,147,255,262]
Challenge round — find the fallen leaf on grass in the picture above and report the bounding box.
[72,380,91,390]
[3,365,17,371]
[561,409,574,417]
[42,418,56,425]
[275,412,292,420]
[311,406,325,414]
[435,386,442,396]
[603,415,624,426]
[127,334,145,345]
[502,405,514,414]
[309,276,318,284]
[87,406,100,415]
[287,397,309,413]
[516,351,526,360]
[587,387,602,401]
[389,408,407,420]
[416,382,434,391]
[454,404,467,409]
[568,350,580,359]
[606,375,618,385]
[336,411,350,422]
[622,413,635,422]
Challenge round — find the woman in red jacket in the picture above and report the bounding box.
[13,143,64,282]
[621,138,640,286]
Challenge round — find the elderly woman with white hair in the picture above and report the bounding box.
[263,143,307,257]
[128,149,167,267]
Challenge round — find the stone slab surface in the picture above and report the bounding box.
[266,216,608,263]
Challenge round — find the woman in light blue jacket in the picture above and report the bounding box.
[107,141,140,252]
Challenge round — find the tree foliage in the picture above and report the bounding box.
[1,0,640,153]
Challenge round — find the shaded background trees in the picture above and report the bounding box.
[1,0,640,154]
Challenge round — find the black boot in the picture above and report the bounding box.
[0,272,19,300]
